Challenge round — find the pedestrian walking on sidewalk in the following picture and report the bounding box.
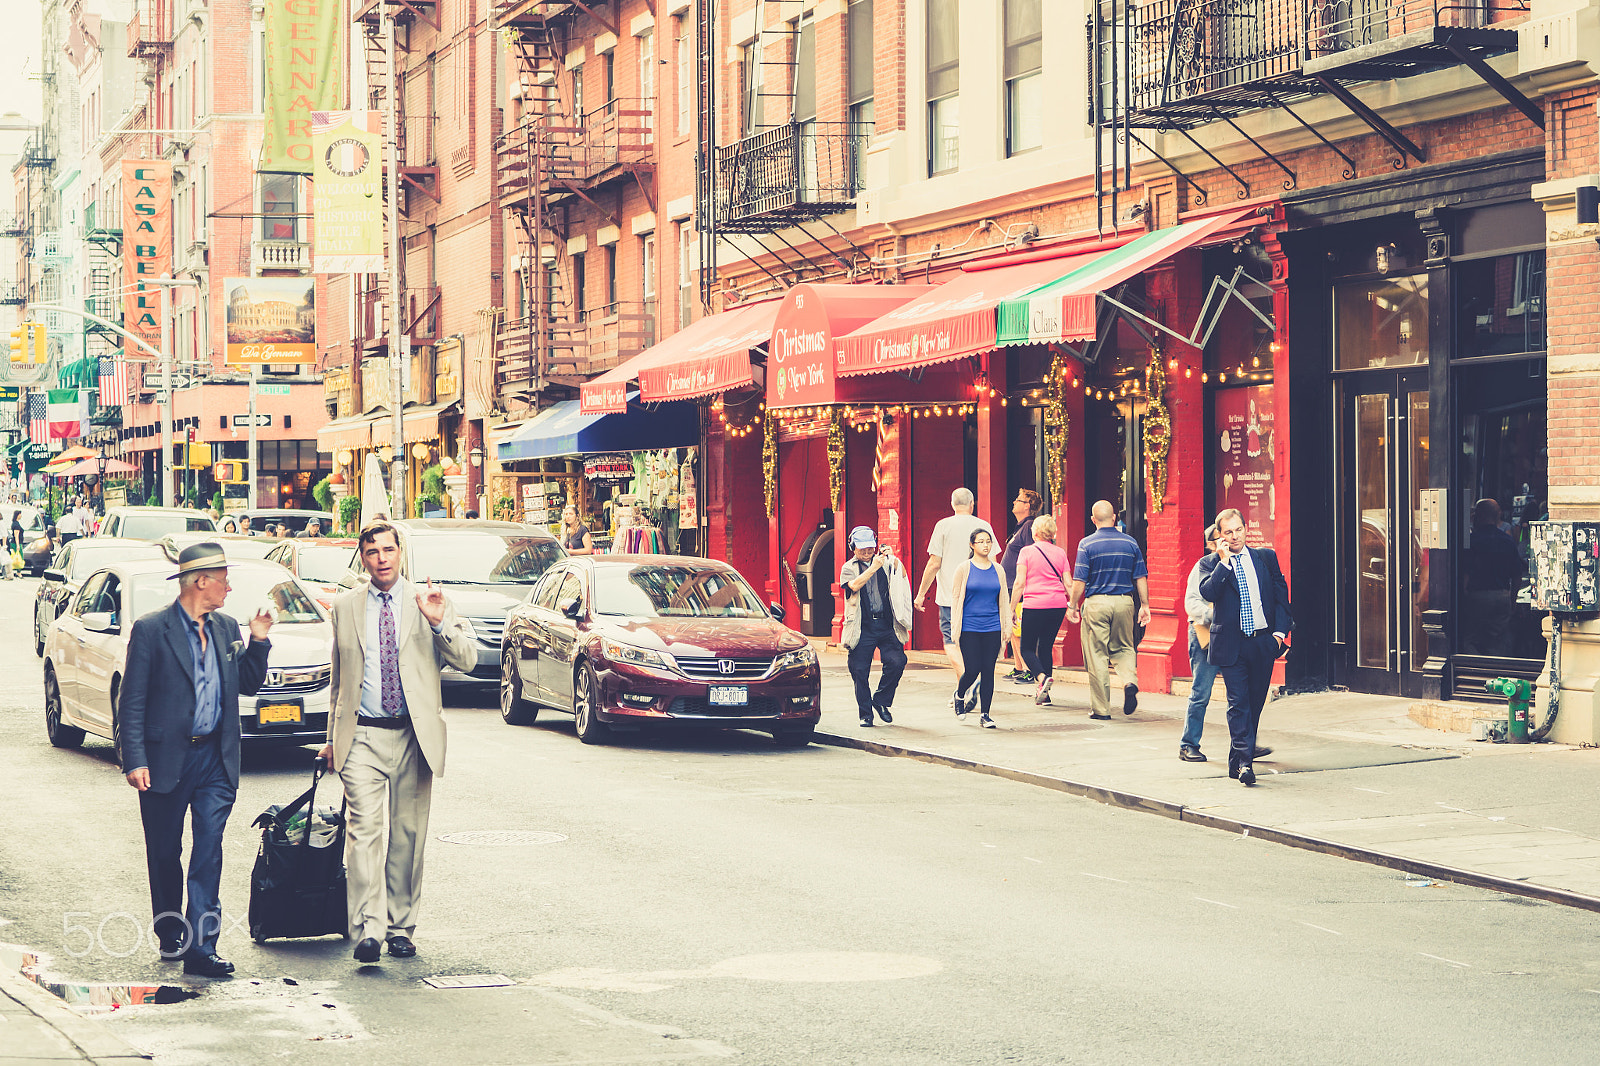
[120,542,275,978]
[1066,501,1151,720]
[949,528,1012,728]
[914,488,995,704]
[840,526,912,727]
[1199,508,1293,787]
[1000,490,1042,684]
[317,521,478,966]
[1013,514,1071,705]
[1180,524,1222,761]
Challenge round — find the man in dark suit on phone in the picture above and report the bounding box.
[1199,508,1292,787]
[121,543,274,977]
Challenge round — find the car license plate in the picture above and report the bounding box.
[709,686,748,707]
[258,701,303,724]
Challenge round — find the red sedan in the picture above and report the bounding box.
[500,555,822,747]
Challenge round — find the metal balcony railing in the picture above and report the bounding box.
[714,121,871,233]
[127,0,172,57]
[495,99,655,203]
[1304,0,1524,59]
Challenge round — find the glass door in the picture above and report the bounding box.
[1340,371,1430,697]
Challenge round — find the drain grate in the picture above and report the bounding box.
[424,974,515,989]
[438,830,567,846]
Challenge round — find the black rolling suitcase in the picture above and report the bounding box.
[248,758,349,943]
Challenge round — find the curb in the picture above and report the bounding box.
[814,729,1600,915]
[0,957,151,1063]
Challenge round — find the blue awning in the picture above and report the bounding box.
[496,397,699,462]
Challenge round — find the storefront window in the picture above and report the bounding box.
[1334,274,1429,370]
[1456,252,1544,359]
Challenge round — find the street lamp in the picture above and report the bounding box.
[469,445,484,468]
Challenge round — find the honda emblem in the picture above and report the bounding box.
[717,660,735,675]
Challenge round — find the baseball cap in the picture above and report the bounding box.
[849,526,877,549]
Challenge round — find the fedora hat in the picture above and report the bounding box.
[168,541,229,579]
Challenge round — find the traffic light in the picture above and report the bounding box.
[213,460,246,483]
[28,323,45,364]
[8,323,46,364]
[8,326,22,363]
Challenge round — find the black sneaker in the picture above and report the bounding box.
[954,688,969,716]
[981,714,996,729]
[1012,671,1035,685]
[859,716,875,727]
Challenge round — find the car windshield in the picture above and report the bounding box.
[298,545,356,582]
[8,508,44,532]
[131,569,326,624]
[122,513,216,539]
[592,564,768,618]
[407,535,563,585]
[70,544,163,579]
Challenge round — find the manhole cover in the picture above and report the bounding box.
[424,974,515,989]
[438,830,567,846]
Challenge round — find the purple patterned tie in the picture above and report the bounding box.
[379,591,402,715]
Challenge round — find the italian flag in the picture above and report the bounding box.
[47,389,89,439]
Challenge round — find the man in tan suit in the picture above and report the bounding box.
[317,521,476,965]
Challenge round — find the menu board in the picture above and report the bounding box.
[1214,385,1275,548]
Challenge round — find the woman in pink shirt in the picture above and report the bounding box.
[1013,514,1072,705]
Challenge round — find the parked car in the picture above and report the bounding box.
[34,538,167,656]
[499,555,821,747]
[97,506,216,541]
[156,531,283,564]
[42,559,335,754]
[337,519,566,685]
[263,537,358,608]
[218,508,334,536]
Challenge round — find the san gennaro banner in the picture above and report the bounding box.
[262,0,346,173]
[224,277,317,365]
[121,160,171,341]
[312,110,384,273]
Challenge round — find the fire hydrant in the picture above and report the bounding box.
[1485,677,1533,744]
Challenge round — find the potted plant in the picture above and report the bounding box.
[337,494,361,532]
[312,475,335,513]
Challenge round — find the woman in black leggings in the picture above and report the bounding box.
[1013,513,1073,705]
[948,528,1013,728]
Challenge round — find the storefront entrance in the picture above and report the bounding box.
[1336,370,1431,697]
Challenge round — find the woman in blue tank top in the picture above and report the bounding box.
[948,527,1012,727]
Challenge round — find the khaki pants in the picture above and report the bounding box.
[1081,594,1137,715]
[341,723,433,943]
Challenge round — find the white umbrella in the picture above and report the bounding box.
[360,454,392,530]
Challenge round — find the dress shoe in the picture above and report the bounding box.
[1238,763,1256,787]
[1228,761,1240,780]
[353,937,382,964]
[182,952,235,978]
[1179,745,1207,763]
[874,700,893,724]
[1090,713,1112,720]
[1253,745,1273,759]
[386,935,417,958]
[158,938,185,961]
[1122,683,1139,715]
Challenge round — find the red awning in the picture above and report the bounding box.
[833,254,1103,377]
[580,299,782,414]
[767,283,937,408]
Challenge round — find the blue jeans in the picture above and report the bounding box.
[1181,633,1219,750]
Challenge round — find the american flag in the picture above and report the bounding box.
[27,392,48,445]
[98,356,131,407]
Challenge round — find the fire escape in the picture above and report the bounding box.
[490,0,656,401]
[696,0,872,307]
[1090,0,1538,226]
[350,0,443,367]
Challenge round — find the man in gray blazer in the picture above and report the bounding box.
[122,542,273,978]
[317,521,475,965]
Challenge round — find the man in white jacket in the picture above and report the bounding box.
[840,525,912,727]
[1180,523,1272,764]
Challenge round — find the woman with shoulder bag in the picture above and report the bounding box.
[1012,513,1072,705]
[949,528,1012,728]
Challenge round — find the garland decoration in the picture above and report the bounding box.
[1043,353,1072,509]
[1144,349,1172,514]
[762,411,778,517]
[827,406,846,509]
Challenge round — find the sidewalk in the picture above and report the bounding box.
[812,644,1600,909]
[0,954,149,1065]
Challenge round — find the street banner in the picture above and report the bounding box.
[224,277,317,364]
[262,0,346,173]
[312,110,384,273]
[121,160,172,342]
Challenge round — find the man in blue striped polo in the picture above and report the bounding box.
[1065,500,1151,720]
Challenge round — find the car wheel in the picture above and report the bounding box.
[774,728,815,749]
[33,605,44,657]
[572,661,608,745]
[500,647,538,725]
[44,666,84,749]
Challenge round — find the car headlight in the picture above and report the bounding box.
[772,645,818,672]
[600,637,676,673]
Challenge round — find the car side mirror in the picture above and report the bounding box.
[769,601,786,623]
[42,568,65,583]
[81,611,117,634]
[559,596,583,618]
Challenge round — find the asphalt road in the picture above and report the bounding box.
[3,575,1599,1065]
